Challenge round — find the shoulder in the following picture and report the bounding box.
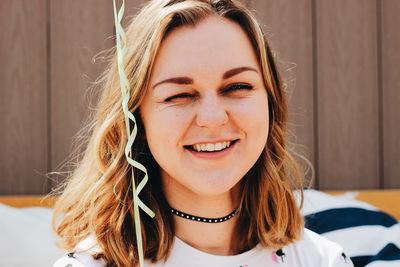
[296,228,343,253]
[283,228,354,267]
[53,236,106,267]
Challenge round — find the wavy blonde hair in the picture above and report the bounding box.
[51,0,305,266]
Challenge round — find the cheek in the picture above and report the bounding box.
[144,105,193,150]
[144,107,194,174]
[231,96,269,135]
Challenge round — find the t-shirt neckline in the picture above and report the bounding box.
[173,236,268,265]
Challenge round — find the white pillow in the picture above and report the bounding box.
[0,204,63,267]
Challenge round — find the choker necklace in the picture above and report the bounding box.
[170,207,239,223]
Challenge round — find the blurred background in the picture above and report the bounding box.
[0,0,399,195]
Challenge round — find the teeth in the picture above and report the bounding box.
[215,143,222,150]
[193,141,232,152]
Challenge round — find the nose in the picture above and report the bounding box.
[195,94,229,128]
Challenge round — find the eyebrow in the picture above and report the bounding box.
[152,66,258,90]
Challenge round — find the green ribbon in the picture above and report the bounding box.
[113,1,155,266]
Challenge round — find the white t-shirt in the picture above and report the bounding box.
[53,229,354,267]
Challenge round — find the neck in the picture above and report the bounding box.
[163,179,242,255]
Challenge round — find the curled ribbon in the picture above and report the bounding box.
[112,0,155,266]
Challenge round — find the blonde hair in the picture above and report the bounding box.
[51,0,305,266]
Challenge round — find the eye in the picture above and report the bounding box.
[222,83,254,93]
[164,93,195,102]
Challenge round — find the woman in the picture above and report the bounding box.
[53,0,353,266]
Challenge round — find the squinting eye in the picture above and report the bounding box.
[164,93,194,102]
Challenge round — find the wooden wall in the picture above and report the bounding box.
[1,0,399,195]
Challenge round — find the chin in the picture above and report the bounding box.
[161,167,246,198]
[187,176,243,197]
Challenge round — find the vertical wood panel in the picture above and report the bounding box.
[250,0,315,184]
[316,0,379,189]
[0,0,48,195]
[50,0,150,188]
[50,0,114,186]
[382,0,400,188]
[124,0,150,20]
[2,0,396,194]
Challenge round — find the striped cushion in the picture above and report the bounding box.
[302,190,400,267]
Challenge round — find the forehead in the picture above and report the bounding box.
[150,15,259,80]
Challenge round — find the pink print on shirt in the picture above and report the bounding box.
[271,252,280,264]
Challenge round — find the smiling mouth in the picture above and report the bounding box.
[184,139,239,152]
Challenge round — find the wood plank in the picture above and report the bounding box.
[0,0,48,195]
[316,0,379,190]
[2,190,398,220]
[250,0,315,185]
[50,0,114,186]
[381,0,400,188]
[0,195,56,208]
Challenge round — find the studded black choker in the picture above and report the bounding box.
[170,207,239,223]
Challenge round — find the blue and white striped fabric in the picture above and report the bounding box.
[302,190,400,267]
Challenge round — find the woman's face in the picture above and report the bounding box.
[140,15,269,197]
